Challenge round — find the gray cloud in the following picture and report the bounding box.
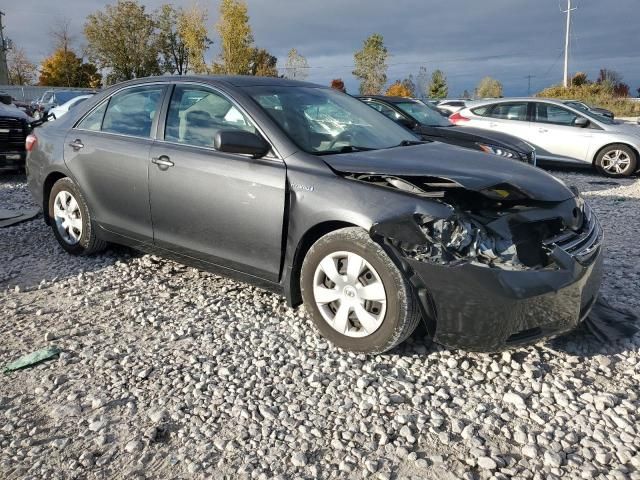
[4,0,639,96]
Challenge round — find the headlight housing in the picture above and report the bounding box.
[477,143,521,161]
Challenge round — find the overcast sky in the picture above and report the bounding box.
[3,0,639,96]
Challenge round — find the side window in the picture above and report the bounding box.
[165,85,256,148]
[535,103,580,126]
[102,85,164,138]
[366,102,403,121]
[77,101,108,131]
[488,103,528,121]
[471,106,490,116]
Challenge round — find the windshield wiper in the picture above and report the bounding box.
[316,145,377,155]
[392,140,427,148]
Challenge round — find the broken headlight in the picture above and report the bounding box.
[479,183,529,202]
[407,214,523,270]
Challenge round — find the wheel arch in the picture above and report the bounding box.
[286,220,360,307]
[592,142,640,170]
[42,171,68,225]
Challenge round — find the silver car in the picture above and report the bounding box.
[451,98,639,177]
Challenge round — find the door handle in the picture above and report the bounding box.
[489,122,498,127]
[151,156,174,168]
[68,139,84,150]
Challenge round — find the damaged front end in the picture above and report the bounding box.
[357,173,605,351]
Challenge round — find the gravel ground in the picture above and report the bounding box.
[1,169,639,480]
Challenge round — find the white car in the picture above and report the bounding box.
[48,95,93,120]
[451,98,640,177]
[437,99,467,115]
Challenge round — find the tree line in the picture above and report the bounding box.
[5,0,638,102]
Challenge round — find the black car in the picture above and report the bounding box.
[0,92,33,172]
[26,76,602,352]
[358,95,537,165]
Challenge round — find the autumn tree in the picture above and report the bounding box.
[428,69,448,99]
[39,49,101,87]
[283,48,309,80]
[476,76,503,98]
[212,0,254,75]
[178,5,211,74]
[157,4,211,75]
[330,79,346,93]
[401,75,416,97]
[7,47,37,85]
[353,33,388,95]
[386,81,412,97]
[249,49,278,77]
[85,0,161,84]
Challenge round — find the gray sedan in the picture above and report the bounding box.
[451,98,639,176]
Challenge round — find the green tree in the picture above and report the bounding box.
[212,0,254,75]
[476,76,503,98]
[283,48,309,80]
[428,69,448,99]
[249,48,278,77]
[353,33,388,95]
[38,48,101,87]
[462,89,472,99]
[7,47,38,85]
[85,0,161,84]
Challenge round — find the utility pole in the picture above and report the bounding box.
[524,75,536,96]
[562,0,577,88]
[0,11,9,84]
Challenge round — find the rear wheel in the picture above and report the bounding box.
[48,178,107,255]
[300,227,421,353]
[595,144,637,177]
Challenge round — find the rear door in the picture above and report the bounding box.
[64,84,167,242]
[469,102,532,140]
[148,83,286,281]
[529,102,593,163]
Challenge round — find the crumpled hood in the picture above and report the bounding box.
[322,142,575,202]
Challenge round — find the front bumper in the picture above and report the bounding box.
[0,151,26,171]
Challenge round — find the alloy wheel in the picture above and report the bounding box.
[312,251,387,338]
[601,149,631,175]
[53,190,83,245]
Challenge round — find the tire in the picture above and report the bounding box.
[300,227,421,354]
[48,178,107,255]
[595,144,637,177]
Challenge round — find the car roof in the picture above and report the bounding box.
[464,97,573,108]
[356,95,419,104]
[112,75,322,89]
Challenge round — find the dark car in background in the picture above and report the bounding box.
[563,100,614,120]
[359,95,537,164]
[31,90,95,120]
[26,76,602,352]
[0,92,34,172]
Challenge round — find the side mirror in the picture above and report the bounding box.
[214,130,270,158]
[574,117,590,128]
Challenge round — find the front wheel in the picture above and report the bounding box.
[300,227,421,353]
[48,178,107,255]
[595,144,637,177]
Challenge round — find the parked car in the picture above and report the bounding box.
[358,95,536,164]
[563,100,614,120]
[26,76,603,352]
[48,95,94,120]
[11,98,35,117]
[0,92,35,172]
[31,90,94,120]
[451,98,640,176]
[437,99,467,115]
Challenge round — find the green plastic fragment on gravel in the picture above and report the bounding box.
[3,347,61,373]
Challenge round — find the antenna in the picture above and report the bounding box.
[524,75,536,96]
[561,0,577,88]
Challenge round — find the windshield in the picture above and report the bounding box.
[580,108,615,125]
[56,92,86,104]
[395,101,451,127]
[245,86,419,154]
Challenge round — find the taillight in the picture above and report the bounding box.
[26,134,37,152]
[449,112,470,124]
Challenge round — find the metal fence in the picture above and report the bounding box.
[0,85,98,102]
